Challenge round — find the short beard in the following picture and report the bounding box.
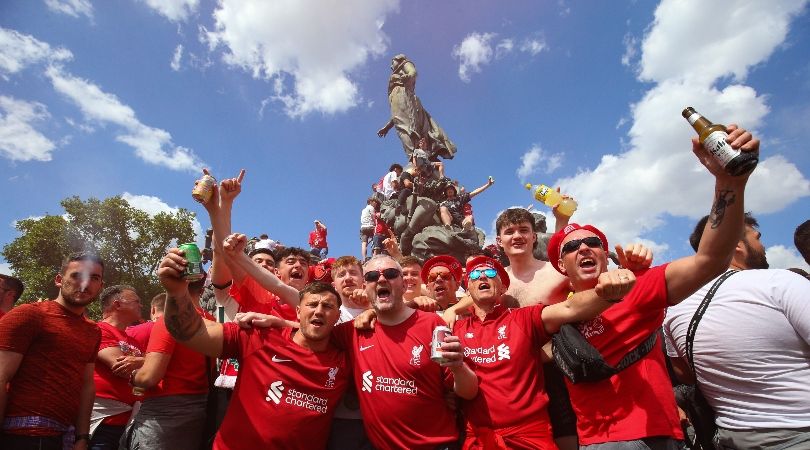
[743,242,769,270]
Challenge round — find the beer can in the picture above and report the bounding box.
[192,174,216,204]
[430,325,452,364]
[179,243,205,281]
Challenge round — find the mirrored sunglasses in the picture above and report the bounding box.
[468,268,498,281]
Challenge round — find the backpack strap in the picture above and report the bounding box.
[685,270,739,372]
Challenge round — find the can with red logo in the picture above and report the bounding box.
[430,325,451,364]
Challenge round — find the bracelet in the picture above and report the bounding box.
[211,280,233,290]
[75,433,91,442]
[129,368,139,387]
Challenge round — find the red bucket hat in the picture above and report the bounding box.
[464,255,510,290]
[421,255,463,284]
[547,223,609,274]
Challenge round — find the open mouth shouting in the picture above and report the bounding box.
[375,286,392,302]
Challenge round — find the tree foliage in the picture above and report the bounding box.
[2,196,197,320]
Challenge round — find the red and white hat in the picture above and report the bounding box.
[464,256,510,290]
[547,223,609,274]
[421,255,463,284]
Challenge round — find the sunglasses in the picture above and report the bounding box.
[364,268,402,282]
[427,271,453,283]
[560,236,604,256]
[468,268,498,281]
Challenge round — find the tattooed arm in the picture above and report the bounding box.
[665,124,759,305]
[159,248,224,358]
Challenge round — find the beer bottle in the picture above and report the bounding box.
[524,184,577,217]
[682,107,757,176]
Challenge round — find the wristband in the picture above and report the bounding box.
[75,433,91,442]
[211,280,233,290]
[129,369,139,387]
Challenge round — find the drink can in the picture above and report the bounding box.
[192,174,216,204]
[179,243,205,281]
[430,325,452,364]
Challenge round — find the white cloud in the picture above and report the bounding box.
[453,32,496,82]
[495,39,514,58]
[639,0,807,84]
[516,145,563,181]
[0,262,11,275]
[766,245,810,271]
[519,38,546,56]
[141,0,199,22]
[0,27,73,77]
[544,0,810,249]
[621,33,637,67]
[44,0,93,19]
[204,0,398,118]
[0,96,57,161]
[122,192,204,245]
[46,66,205,172]
[171,44,183,71]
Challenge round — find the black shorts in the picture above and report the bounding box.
[544,361,578,438]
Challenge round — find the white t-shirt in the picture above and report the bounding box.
[360,204,375,229]
[382,171,398,198]
[663,269,810,430]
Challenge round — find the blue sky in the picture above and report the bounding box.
[1,0,809,275]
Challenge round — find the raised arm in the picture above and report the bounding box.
[223,233,300,308]
[467,177,494,200]
[665,125,758,305]
[158,248,224,358]
[202,169,247,285]
[541,268,636,334]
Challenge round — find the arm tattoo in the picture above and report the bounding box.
[709,189,736,229]
[165,295,204,341]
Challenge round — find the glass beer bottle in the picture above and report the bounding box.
[682,107,757,176]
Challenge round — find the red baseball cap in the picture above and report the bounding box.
[421,255,463,284]
[465,256,510,290]
[547,223,609,274]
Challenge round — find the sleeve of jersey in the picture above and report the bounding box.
[89,332,102,363]
[228,278,254,309]
[331,321,354,351]
[146,318,176,355]
[0,304,42,353]
[632,263,670,311]
[519,304,550,347]
[220,322,246,360]
[98,324,121,351]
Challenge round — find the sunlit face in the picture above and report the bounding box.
[56,260,104,308]
[740,225,768,269]
[497,221,537,258]
[557,230,608,290]
[296,292,340,342]
[401,263,422,299]
[363,258,404,314]
[426,267,458,308]
[467,267,505,305]
[115,289,143,324]
[277,254,310,290]
[332,264,364,301]
[251,253,276,272]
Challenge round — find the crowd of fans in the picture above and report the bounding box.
[0,122,809,450]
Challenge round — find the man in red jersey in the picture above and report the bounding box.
[156,241,349,450]
[0,251,103,450]
[0,274,24,319]
[455,255,634,449]
[550,124,758,449]
[331,254,479,450]
[309,219,329,259]
[126,275,214,450]
[89,285,145,449]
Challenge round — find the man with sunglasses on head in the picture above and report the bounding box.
[330,255,478,450]
[550,124,759,449]
[456,255,634,449]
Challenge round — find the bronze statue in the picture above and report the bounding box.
[378,54,457,161]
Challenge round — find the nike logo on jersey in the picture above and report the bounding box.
[359,344,374,351]
[271,355,292,363]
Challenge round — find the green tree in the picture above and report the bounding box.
[2,196,197,320]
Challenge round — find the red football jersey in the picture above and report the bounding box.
[94,321,145,425]
[332,310,458,450]
[454,304,552,429]
[214,325,348,450]
[566,264,683,444]
[229,276,296,321]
